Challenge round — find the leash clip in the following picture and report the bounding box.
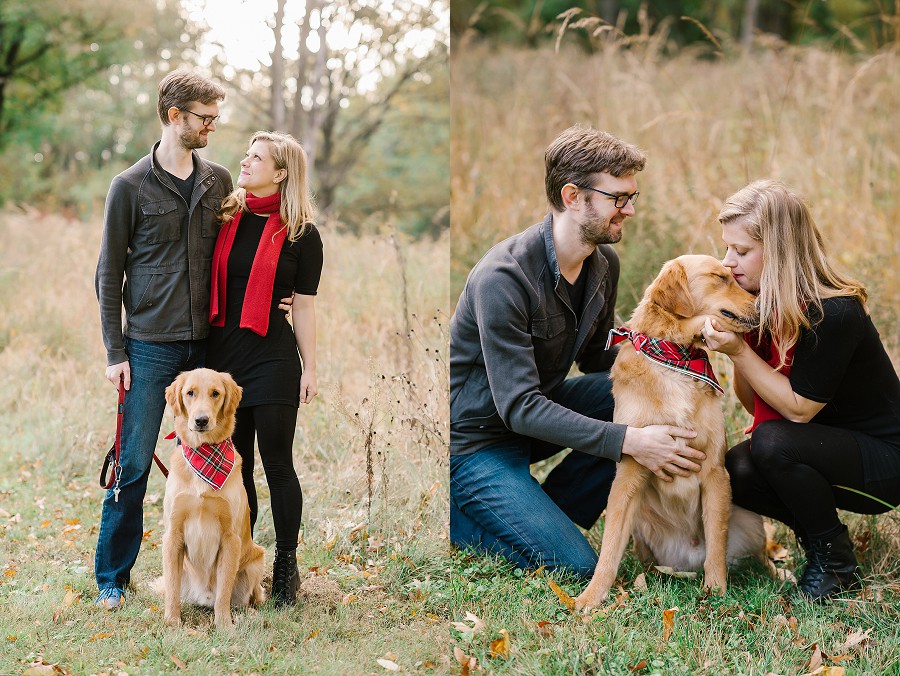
[113,463,122,502]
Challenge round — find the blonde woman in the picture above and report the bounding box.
[702,179,900,601]
[207,131,323,606]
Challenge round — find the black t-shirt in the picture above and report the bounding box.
[562,265,589,320]
[165,169,195,206]
[789,297,900,477]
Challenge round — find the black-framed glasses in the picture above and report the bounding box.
[578,185,639,208]
[179,109,220,127]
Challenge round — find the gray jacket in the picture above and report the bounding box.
[450,214,627,459]
[95,143,233,365]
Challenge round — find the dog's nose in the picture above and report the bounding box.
[194,415,209,429]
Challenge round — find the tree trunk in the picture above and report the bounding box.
[270,0,286,130]
[741,0,759,48]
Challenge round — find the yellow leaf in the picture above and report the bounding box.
[305,630,319,641]
[806,643,823,673]
[52,589,80,622]
[547,579,575,611]
[170,654,187,669]
[662,607,678,642]
[89,632,114,641]
[454,645,478,675]
[341,594,359,605]
[489,628,511,659]
[40,520,51,528]
[324,536,337,551]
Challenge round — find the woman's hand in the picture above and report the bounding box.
[299,371,318,404]
[702,318,746,357]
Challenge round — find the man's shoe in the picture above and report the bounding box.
[95,587,126,610]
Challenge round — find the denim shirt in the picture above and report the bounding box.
[450,213,627,459]
[95,142,233,365]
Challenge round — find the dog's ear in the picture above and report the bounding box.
[165,372,187,418]
[221,373,243,419]
[648,259,695,318]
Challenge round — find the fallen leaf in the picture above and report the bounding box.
[89,632,114,641]
[453,645,478,675]
[662,607,678,641]
[450,611,487,636]
[834,627,871,652]
[653,565,697,579]
[633,573,647,590]
[628,659,648,672]
[305,630,319,641]
[737,609,754,630]
[170,654,186,669]
[806,643,823,673]
[341,594,359,604]
[526,565,546,578]
[52,589,81,622]
[22,662,63,676]
[536,620,554,638]
[548,579,575,611]
[489,629,511,659]
[376,658,400,671]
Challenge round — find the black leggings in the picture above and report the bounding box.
[232,404,302,550]
[726,419,900,539]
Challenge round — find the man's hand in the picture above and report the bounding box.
[106,360,131,390]
[278,292,295,318]
[621,425,705,481]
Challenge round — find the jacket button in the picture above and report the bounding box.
[147,301,153,306]
[158,207,164,214]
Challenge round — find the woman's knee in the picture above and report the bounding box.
[748,420,798,467]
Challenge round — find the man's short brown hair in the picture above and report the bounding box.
[544,126,646,212]
[157,70,227,125]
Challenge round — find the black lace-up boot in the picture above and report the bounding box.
[797,525,859,601]
[271,547,300,607]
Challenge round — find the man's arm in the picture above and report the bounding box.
[95,176,133,387]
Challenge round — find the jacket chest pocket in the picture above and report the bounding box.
[200,195,223,238]
[140,199,180,244]
[530,312,570,371]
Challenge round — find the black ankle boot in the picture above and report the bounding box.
[797,525,859,601]
[272,548,300,607]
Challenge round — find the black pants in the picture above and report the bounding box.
[232,404,303,550]
[726,419,900,539]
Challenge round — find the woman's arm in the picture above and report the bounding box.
[291,294,318,404]
[704,318,825,423]
[732,367,755,415]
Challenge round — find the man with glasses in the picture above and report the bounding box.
[450,126,705,575]
[93,70,232,609]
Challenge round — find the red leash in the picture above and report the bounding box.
[99,378,169,500]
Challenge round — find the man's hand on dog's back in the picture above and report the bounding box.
[621,425,704,481]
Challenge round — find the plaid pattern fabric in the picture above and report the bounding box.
[606,326,724,395]
[165,432,235,490]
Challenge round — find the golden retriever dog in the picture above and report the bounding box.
[575,255,774,611]
[154,368,265,629]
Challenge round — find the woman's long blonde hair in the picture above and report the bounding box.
[718,179,867,367]
[219,131,316,242]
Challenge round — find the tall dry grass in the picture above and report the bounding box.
[0,207,451,673]
[451,41,900,361]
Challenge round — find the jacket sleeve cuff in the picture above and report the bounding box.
[107,348,128,366]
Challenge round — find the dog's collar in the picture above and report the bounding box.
[607,326,724,395]
[165,431,236,490]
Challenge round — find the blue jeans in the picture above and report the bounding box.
[450,371,617,577]
[94,337,205,591]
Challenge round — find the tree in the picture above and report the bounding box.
[0,0,158,141]
[262,0,449,215]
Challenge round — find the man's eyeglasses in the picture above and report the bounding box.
[578,185,639,209]
[179,109,220,127]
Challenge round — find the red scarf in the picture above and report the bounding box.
[744,332,794,432]
[165,431,235,490]
[607,326,724,395]
[209,191,287,336]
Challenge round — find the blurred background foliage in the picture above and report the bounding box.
[451,0,900,51]
[0,0,449,239]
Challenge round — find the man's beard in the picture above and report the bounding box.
[179,126,208,150]
[579,214,621,247]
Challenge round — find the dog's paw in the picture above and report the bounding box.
[573,589,607,614]
[164,614,182,627]
[703,579,727,596]
[214,612,234,631]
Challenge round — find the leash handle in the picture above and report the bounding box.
[99,377,126,491]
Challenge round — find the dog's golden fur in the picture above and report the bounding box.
[154,368,265,629]
[575,255,774,611]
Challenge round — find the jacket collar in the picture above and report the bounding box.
[150,141,219,210]
[540,213,610,309]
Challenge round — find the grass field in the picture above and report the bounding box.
[0,208,451,674]
[449,37,900,675]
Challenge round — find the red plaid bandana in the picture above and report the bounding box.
[606,326,724,395]
[165,431,235,490]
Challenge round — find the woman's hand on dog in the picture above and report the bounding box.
[702,318,746,356]
[621,425,705,481]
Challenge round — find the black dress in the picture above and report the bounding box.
[206,212,323,408]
